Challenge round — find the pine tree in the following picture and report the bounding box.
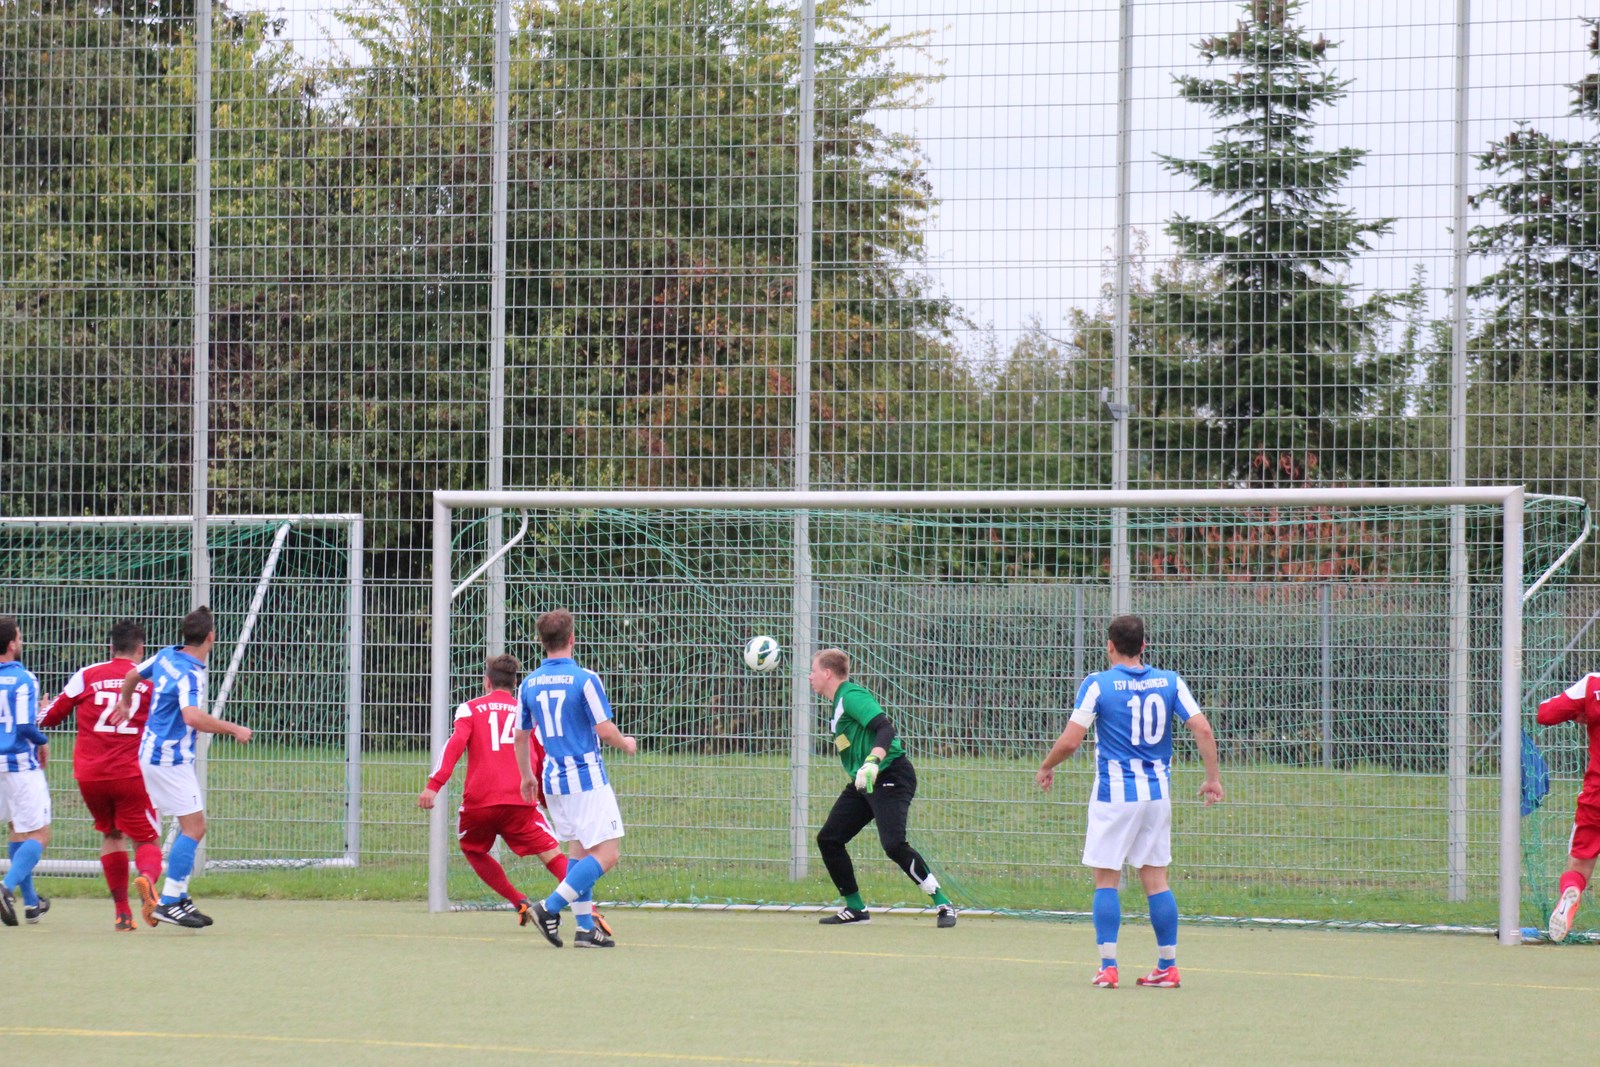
[1467,17,1600,410]
[1139,0,1395,486]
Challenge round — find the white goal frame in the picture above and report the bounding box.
[431,487,1527,944]
[1,513,365,875]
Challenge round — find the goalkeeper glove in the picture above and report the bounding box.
[854,755,881,793]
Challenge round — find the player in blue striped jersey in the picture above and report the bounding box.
[0,616,51,927]
[1037,615,1222,990]
[515,609,636,948]
[112,606,252,929]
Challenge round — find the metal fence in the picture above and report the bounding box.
[3,0,1597,921]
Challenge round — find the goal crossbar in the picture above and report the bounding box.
[430,487,1527,943]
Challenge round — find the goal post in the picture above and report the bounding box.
[430,487,1545,944]
[0,513,364,874]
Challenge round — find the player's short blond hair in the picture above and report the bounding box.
[813,648,850,678]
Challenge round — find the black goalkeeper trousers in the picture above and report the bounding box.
[816,757,936,898]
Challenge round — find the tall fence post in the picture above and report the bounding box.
[190,0,213,872]
[789,0,818,881]
[1110,0,1135,617]
[486,0,511,658]
[1446,0,1473,904]
[191,0,211,610]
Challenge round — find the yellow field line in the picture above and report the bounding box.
[0,1027,932,1067]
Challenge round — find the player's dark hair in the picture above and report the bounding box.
[486,654,520,691]
[110,619,145,656]
[181,605,215,647]
[814,648,850,678]
[537,609,574,654]
[1108,615,1145,658]
[0,616,17,652]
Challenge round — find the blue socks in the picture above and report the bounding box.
[160,834,200,905]
[545,855,605,915]
[3,839,42,897]
[1148,889,1179,968]
[1093,887,1121,967]
[6,840,40,904]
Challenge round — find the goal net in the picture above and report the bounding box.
[430,489,1587,941]
[0,515,364,874]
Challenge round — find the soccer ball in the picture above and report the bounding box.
[743,635,782,672]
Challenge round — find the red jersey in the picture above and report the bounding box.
[40,657,153,782]
[1538,673,1600,811]
[426,689,544,810]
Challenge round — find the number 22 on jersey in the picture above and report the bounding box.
[94,689,141,735]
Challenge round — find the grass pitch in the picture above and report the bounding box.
[1,900,1592,1066]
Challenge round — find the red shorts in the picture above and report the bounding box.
[457,803,559,857]
[78,776,161,843]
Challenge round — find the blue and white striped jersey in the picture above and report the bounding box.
[0,660,45,773]
[136,646,208,767]
[1070,664,1201,803]
[518,656,613,796]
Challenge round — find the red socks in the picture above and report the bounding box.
[459,849,572,905]
[1560,870,1588,896]
[462,850,523,905]
[101,851,131,910]
[135,842,163,883]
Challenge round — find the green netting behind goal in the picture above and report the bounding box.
[440,497,1589,933]
[0,517,362,871]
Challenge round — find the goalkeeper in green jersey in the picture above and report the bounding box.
[809,648,957,928]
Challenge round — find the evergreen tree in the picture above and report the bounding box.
[1139,0,1395,486]
[1468,17,1600,409]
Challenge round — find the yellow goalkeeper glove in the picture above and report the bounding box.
[854,754,881,793]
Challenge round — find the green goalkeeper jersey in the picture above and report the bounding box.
[828,680,906,778]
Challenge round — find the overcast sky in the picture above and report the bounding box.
[258,1,1596,352]
[871,1,1597,350]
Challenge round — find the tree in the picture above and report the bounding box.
[1138,0,1395,487]
[1468,17,1600,410]
[0,0,199,517]
[504,0,958,491]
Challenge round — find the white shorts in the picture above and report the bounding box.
[0,770,51,833]
[546,784,625,850]
[142,763,205,818]
[1082,798,1172,870]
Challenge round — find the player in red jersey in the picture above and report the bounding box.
[419,654,607,932]
[1537,672,1600,942]
[40,620,164,931]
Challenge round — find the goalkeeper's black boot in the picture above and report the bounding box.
[819,906,870,925]
[935,904,957,929]
[530,900,563,947]
[574,928,616,948]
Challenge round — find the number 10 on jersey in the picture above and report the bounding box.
[1127,694,1167,745]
